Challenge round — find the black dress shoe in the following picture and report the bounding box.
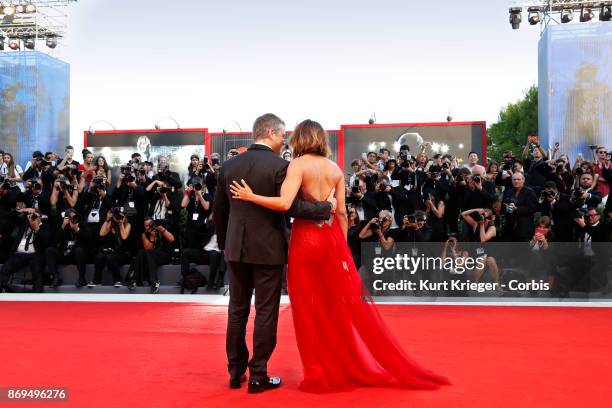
[229,374,247,389]
[247,377,281,394]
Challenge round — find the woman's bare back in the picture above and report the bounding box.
[292,155,343,202]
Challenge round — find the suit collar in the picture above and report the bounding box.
[248,143,274,153]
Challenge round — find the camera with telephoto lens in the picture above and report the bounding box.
[92,175,105,185]
[472,175,481,183]
[57,175,72,191]
[541,190,556,200]
[505,198,518,214]
[572,188,585,202]
[441,162,450,170]
[575,167,584,176]
[157,166,171,181]
[191,177,203,191]
[351,179,360,194]
[158,186,169,195]
[471,212,482,222]
[111,207,125,222]
[35,157,52,167]
[66,211,81,225]
[378,182,389,193]
[369,218,383,232]
[153,218,165,229]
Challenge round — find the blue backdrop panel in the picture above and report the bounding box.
[538,22,612,160]
[0,51,70,167]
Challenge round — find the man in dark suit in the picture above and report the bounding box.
[502,172,538,242]
[213,113,332,394]
[0,208,51,293]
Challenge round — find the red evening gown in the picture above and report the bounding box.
[287,216,451,393]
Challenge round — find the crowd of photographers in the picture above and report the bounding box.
[0,145,242,293]
[1,137,611,296]
[345,138,612,296]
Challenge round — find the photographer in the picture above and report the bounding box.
[50,174,79,221]
[91,208,132,288]
[180,214,226,292]
[424,191,446,241]
[56,145,80,173]
[1,152,24,191]
[347,205,365,268]
[23,151,54,189]
[80,175,113,242]
[461,208,500,286]
[182,176,212,249]
[409,211,432,242]
[45,209,88,288]
[154,156,182,191]
[146,177,180,238]
[359,210,395,252]
[538,181,574,242]
[502,172,538,242]
[134,217,175,294]
[570,173,601,217]
[112,165,148,253]
[566,208,611,294]
[346,178,378,221]
[522,136,549,193]
[0,209,51,293]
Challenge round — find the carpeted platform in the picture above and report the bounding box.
[0,302,610,407]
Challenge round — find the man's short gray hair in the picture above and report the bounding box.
[252,113,285,140]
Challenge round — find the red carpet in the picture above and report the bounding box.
[0,302,611,407]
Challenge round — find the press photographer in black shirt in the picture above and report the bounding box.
[134,217,175,294]
[538,181,574,242]
[112,165,148,253]
[50,174,78,221]
[45,208,88,288]
[181,176,212,249]
[91,208,132,288]
[146,174,181,239]
[502,172,538,242]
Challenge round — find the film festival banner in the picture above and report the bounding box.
[360,242,611,298]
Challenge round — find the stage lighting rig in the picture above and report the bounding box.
[561,8,574,22]
[154,116,181,130]
[24,36,34,49]
[509,1,611,31]
[580,6,595,20]
[510,7,523,29]
[528,7,542,24]
[601,3,612,20]
[0,1,76,52]
[8,37,19,49]
[45,35,56,48]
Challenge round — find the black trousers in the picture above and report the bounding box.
[180,248,223,288]
[45,247,87,282]
[135,249,171,285]
[0,253,45,292]
[226,261,282,382]
[94,252,131,284]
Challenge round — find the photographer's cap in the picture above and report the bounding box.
[32,151,43,159]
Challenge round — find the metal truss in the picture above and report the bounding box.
[0,1,76,41]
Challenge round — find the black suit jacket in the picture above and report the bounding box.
[11,219,51,254]
[213,144,331,265]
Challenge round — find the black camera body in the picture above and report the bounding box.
[472,175,481,183]
[111,207,125,222]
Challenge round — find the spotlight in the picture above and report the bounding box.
[25,2,36,13]
[528,7,541,25]
[368,112,376,125]
[368,143,377,152]
[580,7,594,22]
[431,142,441,153]
[393,142,401,152]
[600,4,612,21]
[8,38,19,50]
[440,144,450,154]
[509,7,522,30]
[3,4,16,16]
[458,144,465,149]
[380,142,386,148]
[24,38,35,50]
[561,9,573,23]
[46,37,57,49]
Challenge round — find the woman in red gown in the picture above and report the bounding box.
[229,120,450,393]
